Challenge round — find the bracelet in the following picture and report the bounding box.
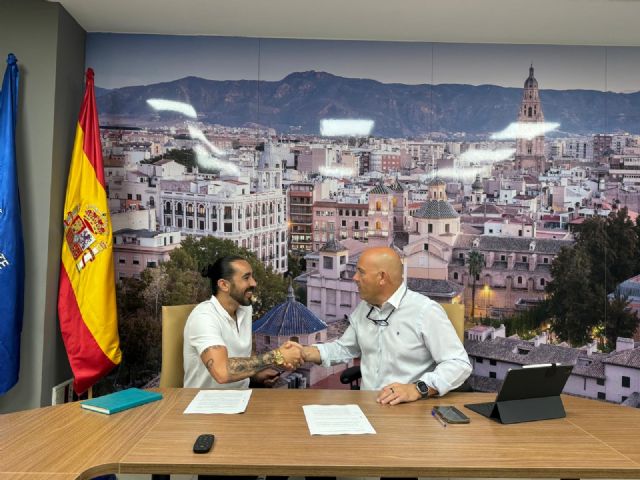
[273,348,285,366]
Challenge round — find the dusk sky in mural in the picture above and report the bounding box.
[87,33,640,93]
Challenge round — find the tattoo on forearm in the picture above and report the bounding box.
[226,351,276,380]
[201,345,278,382]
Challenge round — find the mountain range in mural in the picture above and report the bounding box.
[96,70,640,137]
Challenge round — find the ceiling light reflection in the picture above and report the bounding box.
[146,98,197,119]
[320,119,374,137]
[188,125,226,156]
[491,122,560,140]
[423,167,486,183]
[193,144,240,176]
[318,166,355,178]
[459,148,515,163]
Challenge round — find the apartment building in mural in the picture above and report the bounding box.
[466,325,640,406]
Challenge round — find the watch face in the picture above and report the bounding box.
[416,381,429,396]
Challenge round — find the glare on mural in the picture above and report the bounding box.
[491,121,560,140]
[193,144,240,175]
[319,166,355,178]
[425,168,484,182]
[146,98,197,119]
[188,125,225,157]
[459,148,516,164]
[147,97,240,175]
[320,119,374,137]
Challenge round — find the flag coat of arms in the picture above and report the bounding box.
[0,53,25,395]
[58,68,121,394]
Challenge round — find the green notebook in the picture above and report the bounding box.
[80,388,163,415]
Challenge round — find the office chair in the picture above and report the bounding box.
[340,302,471,391]
[442,302,465,342]
[159,304,197,388]
[154,304,199,480]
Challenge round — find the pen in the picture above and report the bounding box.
[431,409,447,428]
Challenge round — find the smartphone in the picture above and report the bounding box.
[432,405,470,424]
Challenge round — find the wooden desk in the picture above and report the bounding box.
[0,388,181,480]
[2,389,640,479]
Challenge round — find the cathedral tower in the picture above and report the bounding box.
[514,65,547,174]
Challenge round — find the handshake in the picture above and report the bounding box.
[273,341,321,370]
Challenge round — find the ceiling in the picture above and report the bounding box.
[56,0,640,46]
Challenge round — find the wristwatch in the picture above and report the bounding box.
[415,380,429,399]
[273,348,285,366]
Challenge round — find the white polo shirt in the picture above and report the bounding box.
[183,295,253,389]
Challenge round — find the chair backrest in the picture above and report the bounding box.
[441,303,465,342]
[159,304,197,388]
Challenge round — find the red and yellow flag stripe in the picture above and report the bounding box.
[58,68,121,394]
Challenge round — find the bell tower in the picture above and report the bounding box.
[515,65,547,174]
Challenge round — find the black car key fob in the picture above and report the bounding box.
[193,434,215,453]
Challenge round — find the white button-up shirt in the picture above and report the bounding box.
[183,295,253,389]
[315,284,471,394]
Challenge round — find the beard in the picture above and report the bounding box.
[230,284,254,306]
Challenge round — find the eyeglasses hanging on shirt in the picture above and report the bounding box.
[366,288,407,326]
[366,305,395,326]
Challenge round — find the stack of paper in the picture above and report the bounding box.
[184,389,252,414]
[302,404,376,435]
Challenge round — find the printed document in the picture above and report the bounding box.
[184,389,252,414]
[302,404,376,435]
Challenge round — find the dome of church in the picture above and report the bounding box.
[252,286,327,336]
[369,184,393,195]
[413,199,459,219]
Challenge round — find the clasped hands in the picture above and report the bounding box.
[254,341,306,387]
[277,340,306,370]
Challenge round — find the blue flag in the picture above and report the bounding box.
[0,53,24,395]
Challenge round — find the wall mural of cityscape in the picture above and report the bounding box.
[87,34,640,402]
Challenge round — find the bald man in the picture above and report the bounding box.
[302,247,471,404]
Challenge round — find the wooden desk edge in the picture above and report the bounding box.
[4,389,640,479]
[117,464,640,479]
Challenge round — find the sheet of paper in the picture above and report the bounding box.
[184,389,252,414]
[302,404,376,435]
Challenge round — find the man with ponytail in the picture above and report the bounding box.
[184,255,304,389]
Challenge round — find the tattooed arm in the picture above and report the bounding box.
[200,345,284,384]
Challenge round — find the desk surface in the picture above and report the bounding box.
[2,389,640,480]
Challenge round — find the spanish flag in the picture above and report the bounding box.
[58,68,121,394]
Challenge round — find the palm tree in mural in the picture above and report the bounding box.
[467,249,485,322]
